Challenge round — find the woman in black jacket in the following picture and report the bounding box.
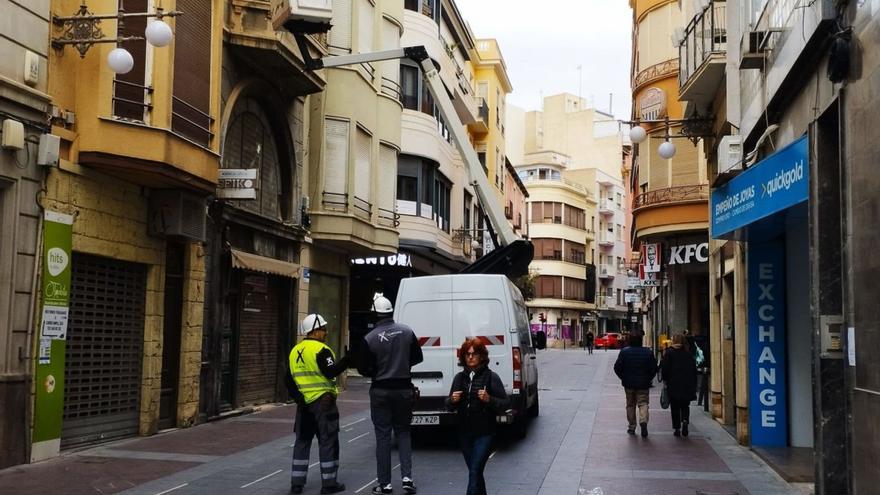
[447,339,510,495]
[661,333,698,437]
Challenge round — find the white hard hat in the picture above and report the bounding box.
[301,313,328,333]
[371,293,393,314]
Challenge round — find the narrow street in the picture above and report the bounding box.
[0,349,800,495]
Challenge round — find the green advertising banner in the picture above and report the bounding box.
[33,211,73,444]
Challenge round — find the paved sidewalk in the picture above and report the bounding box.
[578,353,803,495]
[0,377,371,495]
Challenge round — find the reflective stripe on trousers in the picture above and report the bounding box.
[291,394,341,487]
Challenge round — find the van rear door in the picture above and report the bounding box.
[451,276,513,391]
[397,279,456,413]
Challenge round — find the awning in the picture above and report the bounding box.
[231,249,298,278]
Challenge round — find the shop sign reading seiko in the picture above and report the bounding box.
[217,169,258,199]
[668,243,709,265]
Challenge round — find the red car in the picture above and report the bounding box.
[595,332,622,349]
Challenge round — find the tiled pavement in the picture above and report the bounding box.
[0,350,810,495]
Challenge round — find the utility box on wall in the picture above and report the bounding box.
[149,190,207,242]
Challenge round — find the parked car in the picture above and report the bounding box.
[595,332,622,349]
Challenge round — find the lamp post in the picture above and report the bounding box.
[52,1,182,74]
[624,114,714,158]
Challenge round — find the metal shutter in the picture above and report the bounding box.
[358,0,374,53]
[329,0,352,53]
[237,275,280,405]
[172,0,212,146]
[113,0,148,121]
[378,144,397,212]
[62,254,147,449]
[354,126,372,205]
[380,18,399,96]
[324,118,349,197]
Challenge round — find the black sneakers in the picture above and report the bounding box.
[640,422,648,438]
[321,482,346,494]
[402,477,417,493]
[682,421,689,437]
[372,484,393,494]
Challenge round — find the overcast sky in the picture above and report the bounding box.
[455,0,634,119]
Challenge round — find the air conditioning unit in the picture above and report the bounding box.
[271,0,332,33]
[740,31,768,70]
[149,190,207,242]
[718,135,744,174]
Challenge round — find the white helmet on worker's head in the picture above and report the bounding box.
[301,313,328,334]
[371,293,393,314]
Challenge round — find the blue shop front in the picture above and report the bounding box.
[711,136,814,449]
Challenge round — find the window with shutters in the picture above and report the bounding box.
[222,98,287,221]
[113,0,149,122]
[434,174,450,233]
[537,276,562,299]
[380,18,400,99]
[400,65,419,110]
[324,118,349,210]
[329,0,352,54]
[353,125,372,218]
[172,0,213,147]
[377,143,397,227]
[564,278,585,301]
[648,137,670,190]
[358,0,374,53]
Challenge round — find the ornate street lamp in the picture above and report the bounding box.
[625,112,714,158]
[51,1,182,74]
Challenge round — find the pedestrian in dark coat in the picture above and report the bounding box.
[447,339,510,495]
[661,333,698,437]
[613,333,658,437]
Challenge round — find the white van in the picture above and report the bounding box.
[395,274,540,435]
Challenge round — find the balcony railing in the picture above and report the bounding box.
[633,185,709,210]
[520,175,594,198]
[679,1,727,87]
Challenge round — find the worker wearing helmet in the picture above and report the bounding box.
[289,314,349,494]
[358,293,423,494]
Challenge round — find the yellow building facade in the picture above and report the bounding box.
[630,0,710,348]
[36,0,224,460]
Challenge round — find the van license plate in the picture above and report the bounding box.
[411,415,439,425]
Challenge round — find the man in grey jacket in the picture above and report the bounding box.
[357,294,424,494]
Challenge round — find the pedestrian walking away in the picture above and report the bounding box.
[585,331,594,355]
[660,333,698,437]
[447,339,510,495]
[613,333,658,437]
[288,314,350,494]
[357,293,424,494]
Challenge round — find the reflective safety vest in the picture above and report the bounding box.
[289,338,338,404]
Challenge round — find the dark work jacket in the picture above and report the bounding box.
[446,366,510,435]
[357,318,424,389]
[614,345,657,390]
[661,346,698,401]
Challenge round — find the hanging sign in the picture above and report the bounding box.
[217,169,258,199]
[642,243,661,273]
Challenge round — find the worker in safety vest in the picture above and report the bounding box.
[289,313,349,494]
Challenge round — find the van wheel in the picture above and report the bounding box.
[528,391,540,418]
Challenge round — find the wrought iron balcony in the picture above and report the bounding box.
[678,1,727,106]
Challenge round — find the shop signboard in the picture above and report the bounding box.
[642,243,661,272]
[711,136,808,239]
[748,240,788,447]
[217,168,258,199]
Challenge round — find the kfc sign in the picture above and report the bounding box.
[669,243,709,265]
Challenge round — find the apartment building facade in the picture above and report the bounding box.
[516,94,629,338]
[515,151,595,347]
[629,0,710,354]
[0,0,51,469]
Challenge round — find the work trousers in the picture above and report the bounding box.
[370,387,414,485]
[458,431,494,495]
[624,388,650,428]
[291,393,340,488]
[670,398,691,430]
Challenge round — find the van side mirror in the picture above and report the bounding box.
[534,331,547,350]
